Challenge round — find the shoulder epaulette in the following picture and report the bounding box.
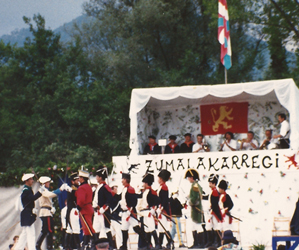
[72,186,78,191]
[193,183,200,192]
[104,184,112,193]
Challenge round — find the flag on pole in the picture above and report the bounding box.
[218,0,232,70]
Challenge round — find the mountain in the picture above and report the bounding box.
[0,15,92,46]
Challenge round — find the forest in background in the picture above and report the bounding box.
[1,0,299,186]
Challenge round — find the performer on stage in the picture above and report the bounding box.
[273,113,290,149]
[76,169,96,250]
[119,172,147,250]
[64,172,81,250]
[14,174,43,250]
[218,180,234,231]
[180,133,195,153]
[219,132,237,152]
[165,135,180,154]
[185,169,204,249]
[36,176,64,250]
[139,173,160,249]
[157,169,174,249]
[205,174,223,248]
[143,135,162,155]
[240,131,258,150]
[192,134,210,153]
[92,166,114,249]
[259,129,277,149]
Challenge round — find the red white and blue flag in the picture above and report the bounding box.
[218,0,232,70]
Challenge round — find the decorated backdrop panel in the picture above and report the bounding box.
[137,101,288,154]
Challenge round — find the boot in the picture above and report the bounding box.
[107,231,114,250]
[47,233,55,250]
[119,230,128,250]
[188,231,199,249]
[165,231,174,250]
[82,235,91,250]
[73,234,81,250]
[36,232,47,250]
[212,230,221,247]
[158,233,165,249]
[197,232,205,249]
[204,230,213,248]
[64,233,72,250]
[133,225,150,247]
[152,231,160,250]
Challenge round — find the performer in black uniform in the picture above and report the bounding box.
[92,166,114,249]
[218,180,234,231]
[180,133,195,153]
[165,135,180,154]
[143,135,162,155]
[65,172,81,250]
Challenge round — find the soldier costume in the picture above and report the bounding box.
[157,169,174,250]
[180,133,195,153]
[36,176,63,250]
[165,135,180,154]
[92,166,115,249]
[185,169,204,249]
[14,174,43,250]
[76,169,96,250]
[119,172,146,250]
[218,180,234,231]
[64,172,81,250]
[143,135,162,155]
[205,174,223,248]
[140,173,160,249]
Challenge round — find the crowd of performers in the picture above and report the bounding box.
[143,113,290,154]
[15,167,236,250]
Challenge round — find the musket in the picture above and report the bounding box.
[161,212,177,225]
[129,209,148,228]
[227,212,243,222]
[152,214,173,242]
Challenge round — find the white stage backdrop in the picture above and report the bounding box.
[112,149,299,248]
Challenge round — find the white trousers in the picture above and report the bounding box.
[144,214,156,233]
[93,211,111,237]
[121,211,138,231]
[157,214,170,233]
[14,224,36,250]
[66,208,80,234]
[206,213,221,231]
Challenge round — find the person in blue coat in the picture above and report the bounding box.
[14,173,44,250]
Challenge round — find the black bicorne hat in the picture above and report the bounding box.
[70,172,79,181]
[184,169,199,181]
[158,169,171,182]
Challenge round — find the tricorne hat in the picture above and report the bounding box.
[38,176,52,184]
[184,169,199,181]
[21,173,34,182]
[158,169,171,182]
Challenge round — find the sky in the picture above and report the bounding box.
[0,0,86,36]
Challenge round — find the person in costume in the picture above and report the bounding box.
[205,174,223,248]
[76,169,96,250]
[169,190,185,248]
[165,135,180,154]
[143,135,162,155]
[157,169,174,249]
[64,172,81,250]
[119,172,147,250]
[14,174,43,250]
[36,176,65,250]
[180,133,195,153]
[192,134,210,153]
[92,166,115,249]
[185,169,204,249]
[139,173,160,249]
[218,180,234,231]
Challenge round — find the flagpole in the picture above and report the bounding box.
[225,68,227,84]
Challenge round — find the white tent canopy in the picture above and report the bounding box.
[129,78,299,154]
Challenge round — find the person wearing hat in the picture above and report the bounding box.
[218,180,234,231]
[157,169,174,249]
[185,169,204,249]
[14,173,44,250]
[139,173,160,249]
[36,176,66,250]
[180,133,195,153]
[76,169,96,249]
[92,166,114,250]
[143,135,162,155]
[165,135,180,154]
[192,134,210,153]
[119,172,146,250]
[64,172,81,250]
[218,230,240,250]
[205,174,222,248]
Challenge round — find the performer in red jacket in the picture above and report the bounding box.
[76,169,96,249]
